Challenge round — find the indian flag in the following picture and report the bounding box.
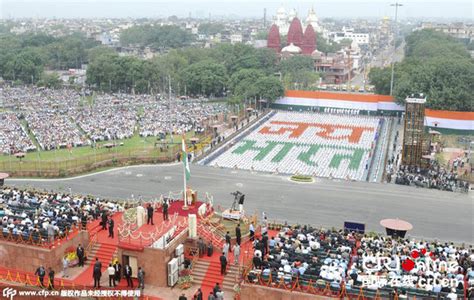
[182,137,191,180]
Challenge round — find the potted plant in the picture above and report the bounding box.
[64,246,78,267]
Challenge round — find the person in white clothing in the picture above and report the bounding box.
[107,264,116,287]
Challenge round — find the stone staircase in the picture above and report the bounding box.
[197,225,225,250]
[191,260,239,291]
[222,264,239,291]
[191,260,210,286]
[86,243,117,272]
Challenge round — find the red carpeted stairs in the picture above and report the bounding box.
[197,225,225,250]
[198,261,225,298]
[73,242,117,287]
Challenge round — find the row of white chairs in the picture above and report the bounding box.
[210,112,380,181]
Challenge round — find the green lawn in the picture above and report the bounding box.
[0,131,206,177]
[0,132,196,162]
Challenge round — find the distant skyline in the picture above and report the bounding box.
[1,0,472,20]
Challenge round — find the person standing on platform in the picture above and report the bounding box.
[124,264,133,288]
[76,244,85,267]
[107,264,115,287]
[62,256,69,278]
[249,222,255,241]
[262,232,268,257]
[235,224,241,246]
[163,200,169,221]
[220,252,227,275]
[114,260,122,284]
[147,203,154,225]
[223,242,229,260]
[137,267,145,289]
[47,267,55,290]
[207,241,213,257]
[108,217,114,238]
[93,258,102,288]
[233,243,240,265]
[35,265,46,288]
[225,231,231,252]
[101,211,108,230]
[198,237,205,257]
[195,288,203,300]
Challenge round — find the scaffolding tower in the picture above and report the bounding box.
[401,95,426,167]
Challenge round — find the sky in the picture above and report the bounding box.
[0,0,472,20]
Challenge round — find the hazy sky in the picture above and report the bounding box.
[1,0,472,20]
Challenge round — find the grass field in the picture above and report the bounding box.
[0,133,194,162]
[0,131,211,177]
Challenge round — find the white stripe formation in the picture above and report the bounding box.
[208,111,382,181]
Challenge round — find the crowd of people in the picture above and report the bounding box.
[73,106,137,142]
[138,102,227,138]
[25,110,90,150]
[0,113,36,154]
[0,86,229,153]
[0,187,124,244]
[350,234,473,298]
[245,223,473,299]
[395,162,470,192]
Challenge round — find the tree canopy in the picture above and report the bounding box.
[198,23,225,36]
[0,32,98,84]
[120,25,194,49]
[369,29,474,111]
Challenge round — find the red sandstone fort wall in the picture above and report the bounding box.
[0,231,89,274]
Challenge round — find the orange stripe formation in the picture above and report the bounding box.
[425,109,474,121]
[285,90,395,103]
[284,90,474,120]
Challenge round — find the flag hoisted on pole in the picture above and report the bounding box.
[182,136,191,208]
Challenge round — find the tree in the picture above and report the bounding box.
[254,31,268,40]
[317,36,345,54]
[369,29,474,111]
[120,25,194,49]
[3,48,45,83]
[253,76,284,103]
[181,60,228,97]
[368,67,391,95]
[228,68,265,96]
[37,72,62,89]
[283,71,319,90]
[198,23,225,36]
[278,56,317,90]
[279,56,314,75]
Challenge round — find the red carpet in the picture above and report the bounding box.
[73,243,117,288]
[166,201,204,217]
[200,260,225,298]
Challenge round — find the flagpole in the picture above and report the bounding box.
[182,136,188,209]
[183,157,188,209]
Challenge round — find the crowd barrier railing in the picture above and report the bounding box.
[0,223,80,249]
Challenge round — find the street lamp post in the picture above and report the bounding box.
[389,2,403,96]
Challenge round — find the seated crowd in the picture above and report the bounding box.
[0,187,124,244]
[0,86,229,153]
[25,110,90,150]
[247,224,474,299]
[72,106,137,142]
[0,113,36,154]
[248,225,355,289]
[349,235,474,298]
[395,162,470,192]
[138,102,227,138]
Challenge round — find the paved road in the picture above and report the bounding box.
[9,163,474,243]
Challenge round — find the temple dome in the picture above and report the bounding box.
[281,43,302,54]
